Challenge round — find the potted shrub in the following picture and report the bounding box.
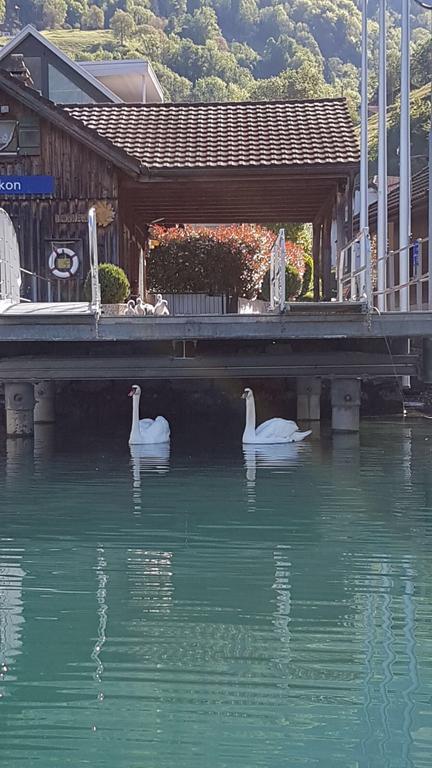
[84,263,130,314]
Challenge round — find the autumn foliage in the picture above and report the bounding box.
[147,225,306,299]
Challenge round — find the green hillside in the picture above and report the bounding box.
[0,0,430,112]
[367,83,431,176]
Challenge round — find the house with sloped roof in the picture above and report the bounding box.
[0,25,163,104]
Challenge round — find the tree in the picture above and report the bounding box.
[82,4,104,29]
[411,37,432,89]
[181,7,221,46]
[110,9,135,44]
[41,0,67,28]
[192,76,245,102]
[153,62,192,101]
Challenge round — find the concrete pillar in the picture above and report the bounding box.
[5,382,35,437]
[297,377,321,421]
[422,337,432,383]
[34,381,55,424]
[331,378,361,432]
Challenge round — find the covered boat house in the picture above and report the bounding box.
[0,63,359,302]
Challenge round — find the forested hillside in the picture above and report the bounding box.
[0,0,430,115]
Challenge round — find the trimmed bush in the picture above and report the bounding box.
[84,263,130,304]
[260,262,302,301]
[147,225,275,299]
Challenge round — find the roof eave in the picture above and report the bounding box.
[0,73,141,177]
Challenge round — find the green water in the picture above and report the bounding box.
[1,423,432,767]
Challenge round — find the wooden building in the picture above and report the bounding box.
[0,67,359,302]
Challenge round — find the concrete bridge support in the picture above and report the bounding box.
[331,379,361,432]
[297,377,321,421]
[4,382,35,437]
[34,381,56,424]
[422,338,432,383]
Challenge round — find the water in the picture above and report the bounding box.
[1,422,432,767]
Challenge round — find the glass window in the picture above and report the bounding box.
[23,57,42,92]
[48,64,94,104]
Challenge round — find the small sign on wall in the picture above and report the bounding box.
[0,176,54,195]
[47,240,83,279]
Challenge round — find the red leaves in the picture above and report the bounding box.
[148,224,305,298]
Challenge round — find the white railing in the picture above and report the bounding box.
[0,208,21,303]
[374,238,430,312]
[270,228,286,311]
[88,207,101,316]
[337,228,371,304]
[337,232,430,312]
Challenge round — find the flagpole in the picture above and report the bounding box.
[399,0,411,312]
[360,0,371,304]
[377,0,387,311]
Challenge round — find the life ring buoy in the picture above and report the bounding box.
[48,247,79,279]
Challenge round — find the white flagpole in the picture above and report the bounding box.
[399,0,411,312]
[360,0,371,304]
[377,0,387,311]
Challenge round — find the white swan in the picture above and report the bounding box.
[128,384,170,444]
[124,299,136,316]
[242,387,312,444]
[135,297,155,315]
[154,294,170,316]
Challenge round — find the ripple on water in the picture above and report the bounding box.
[0,423,432,767]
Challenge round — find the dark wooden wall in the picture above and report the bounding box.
[0,92,121,300]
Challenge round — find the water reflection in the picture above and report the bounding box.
[243,443,308,506]
[0,553,25,690]
[0,423,431,768]
[33,424,55,473]
[129,443,170,513]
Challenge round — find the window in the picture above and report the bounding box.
[23,57,42,92]
[48,64,94,105]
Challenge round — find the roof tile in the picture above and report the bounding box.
[64,99,359,171]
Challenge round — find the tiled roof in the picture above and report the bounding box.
[64,99,359,172]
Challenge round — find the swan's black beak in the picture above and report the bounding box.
[128,389,134,397]
[241,392,247,399]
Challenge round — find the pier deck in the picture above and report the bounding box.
[0,303,431,342]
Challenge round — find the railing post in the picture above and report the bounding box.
[88,207,101,316]
[388,250,396,310]
[399,0,411,312]
[377,0,387,312]
[415,240,422,310]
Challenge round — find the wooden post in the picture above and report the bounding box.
[346,174,354,243]
[312,221,321,301]
[322,217,332,301]
[336,188,346,272]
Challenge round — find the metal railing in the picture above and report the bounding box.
[374,238,430,311]
[337,232,430,312]
[337,228,371,304]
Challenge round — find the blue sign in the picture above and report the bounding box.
[0,176,54,195]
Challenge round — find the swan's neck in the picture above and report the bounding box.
[243,394,256,441]
[130,394,141,441]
